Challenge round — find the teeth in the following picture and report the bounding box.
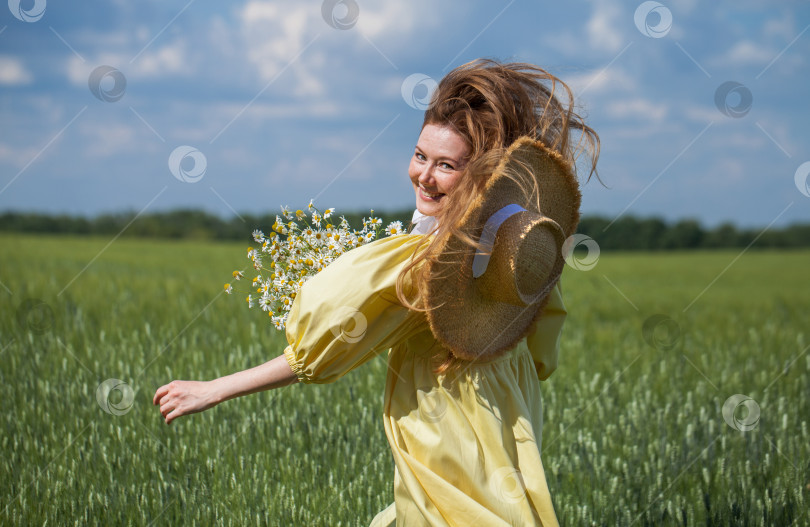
[421,186,442,198]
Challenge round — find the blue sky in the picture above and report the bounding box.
[1,0,808,228]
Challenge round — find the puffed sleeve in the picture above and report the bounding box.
[526,280,567,380]
[283,234,429,384]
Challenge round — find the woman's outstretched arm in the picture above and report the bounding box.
[153,353,298,425]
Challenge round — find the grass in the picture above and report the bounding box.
[1,233,808,526]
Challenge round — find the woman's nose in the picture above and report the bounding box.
[418,162,434,183]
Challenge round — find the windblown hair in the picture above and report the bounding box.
[395,58,600,375]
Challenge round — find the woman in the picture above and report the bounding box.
[154,58,599,526]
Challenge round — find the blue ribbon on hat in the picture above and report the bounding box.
[471,203,527,278]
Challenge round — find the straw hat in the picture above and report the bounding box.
[424,136,581,361]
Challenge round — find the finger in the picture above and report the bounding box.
[152,386,169,404]
[160,403,174,419]
[153,385,169,405]
[165,408,182,425]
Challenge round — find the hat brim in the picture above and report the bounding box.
[425,137,581,361]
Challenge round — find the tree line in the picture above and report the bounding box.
[1,209,809,250]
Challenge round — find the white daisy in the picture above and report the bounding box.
[259,294,272,311]
[385,221,405,236]
[273,274,288,290]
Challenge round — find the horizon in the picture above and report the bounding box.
[3,205,810,232]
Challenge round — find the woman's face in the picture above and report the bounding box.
[408,123,470,217]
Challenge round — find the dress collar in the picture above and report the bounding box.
[410,209,438,235]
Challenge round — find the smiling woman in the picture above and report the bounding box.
[409,123,471,216]
[154,58,599,527]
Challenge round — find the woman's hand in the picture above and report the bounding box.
[153,353,298,425]
[153,380,220,425]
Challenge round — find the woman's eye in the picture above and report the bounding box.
[439,162,454,170]
[415,152,426,161]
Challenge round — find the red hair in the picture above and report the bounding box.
[395,58,600,375]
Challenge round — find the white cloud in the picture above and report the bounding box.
[607,121,683,140]
[763,13,796,40]
[66,56,92,86]
[605,98,668,122]
[355,3,424,40]
[669,0,699,16]
[132,38,193,77]
[542,0,636,57]
[0,143,39,167]
[66,53,125,86]
[0,56,34,85]
[541,31,587,58]
[78,121,140,158]
[235,0,441,99]
[586,0,624,54]
[566,67,637,97]
[708,131,766,151]
[159,99,343,148]
[65,39,193,88]
[682,103,720,124]
[212,100,341,125]
[239,2,325,95]
[721,40,777,66]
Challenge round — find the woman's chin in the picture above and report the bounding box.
[415,194,446,217]
[416,202,440,217]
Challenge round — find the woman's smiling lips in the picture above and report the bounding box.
[419,185,444,201]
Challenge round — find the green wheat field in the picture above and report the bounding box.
[1,233,808,526]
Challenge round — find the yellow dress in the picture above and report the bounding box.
[283,233,566,526]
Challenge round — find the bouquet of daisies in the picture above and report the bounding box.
[224,200,406,330]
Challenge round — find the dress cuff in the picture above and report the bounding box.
[283,344,310,384]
